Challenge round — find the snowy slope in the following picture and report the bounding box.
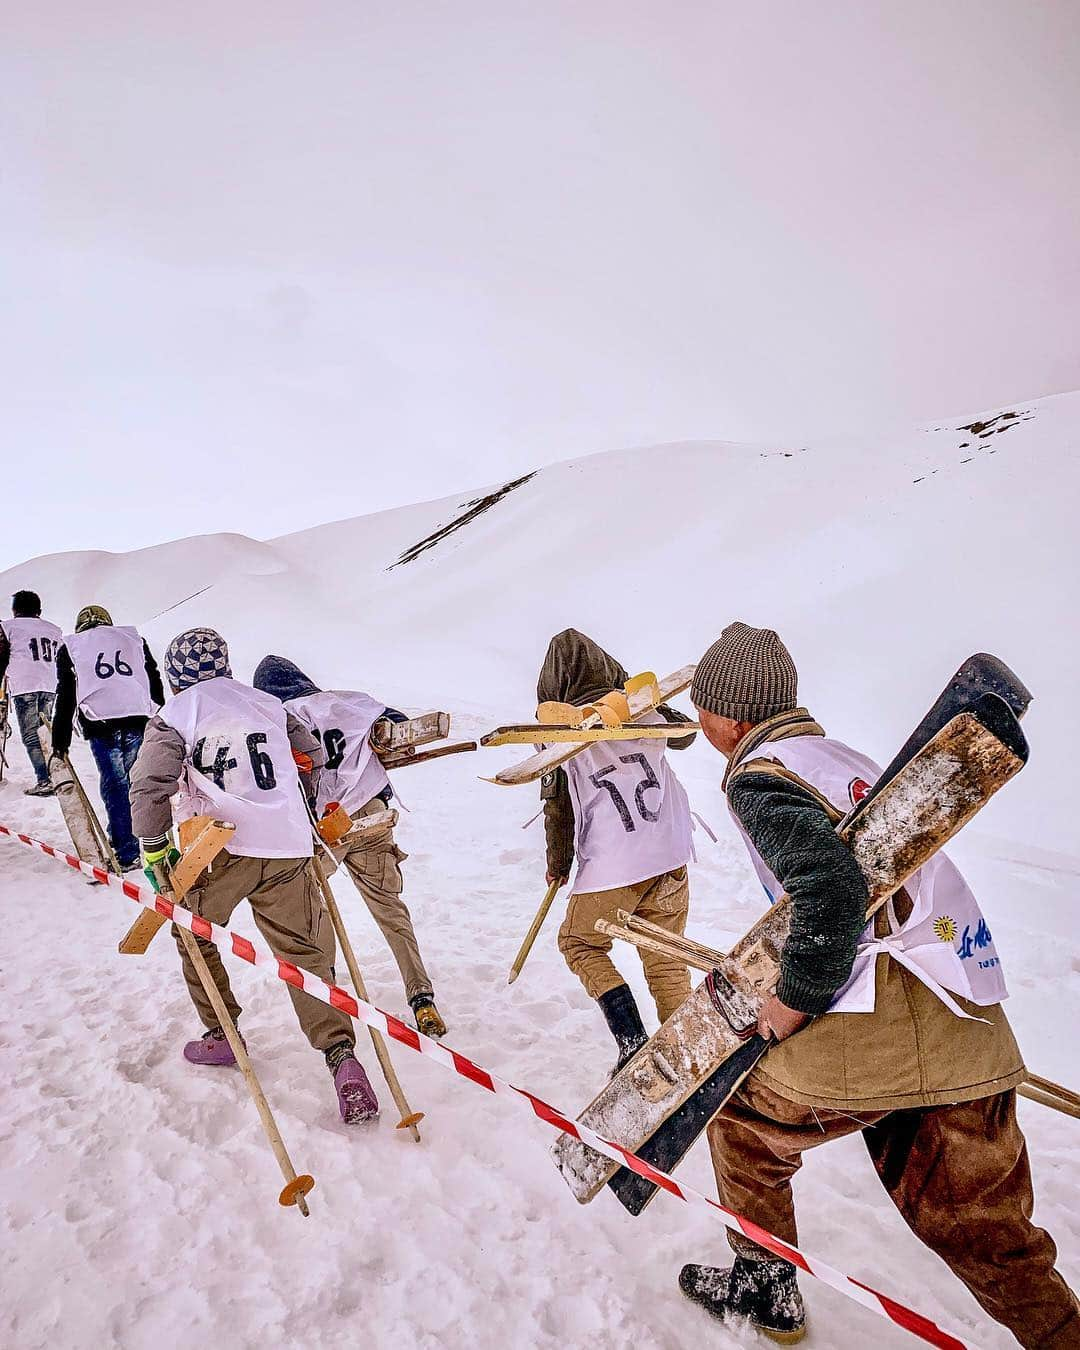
[0,394,1077,1350]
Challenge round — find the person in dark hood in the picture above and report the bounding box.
[253,654,447,1040]
[537,629,697,1070]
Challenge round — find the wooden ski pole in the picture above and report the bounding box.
[310,863,424,1141]
[507,877,562,985]
[161,824,314,1216]
[1026,1072,1080,1111]
[1018,1081,1080,1121]
[176,926,316,1213]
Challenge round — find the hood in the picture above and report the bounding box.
[253,654,321,703]
[536,628,629,708]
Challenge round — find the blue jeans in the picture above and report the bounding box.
[89,727,144,868]
[14,692,55,784]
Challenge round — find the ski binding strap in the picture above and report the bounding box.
[705,965,759,1040]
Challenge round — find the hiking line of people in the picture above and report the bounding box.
[1,590,1076,1348]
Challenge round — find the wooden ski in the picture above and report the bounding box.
[482,663,697,786]
[482,723,700,747]
[38,725,113,872]
[379,740,477,770]
[118,816,236,954]
[553,695,1029,1205]
[372,711,451,753]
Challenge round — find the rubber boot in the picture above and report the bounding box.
[409,993,447,1039]
[326,1041,379,1124]
[597,983,648,1073]
[183,1027,239,1067]
[679,1256,806,1344]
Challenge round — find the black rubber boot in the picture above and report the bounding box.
[679,1256,806,1344]
[597,983,648,1073]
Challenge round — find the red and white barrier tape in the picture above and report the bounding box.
[0,822,975,1350]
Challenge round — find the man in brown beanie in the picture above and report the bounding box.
[679,622,1078,1347]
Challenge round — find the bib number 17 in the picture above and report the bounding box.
[589,753,662,832]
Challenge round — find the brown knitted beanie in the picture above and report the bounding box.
[691,622,798,722]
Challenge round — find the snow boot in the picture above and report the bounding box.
[410,993,447,1039]
[24,781,56,797]
[183,1027,239,1067]
[597,983,648,1073]
[326,1042,379,1123]
[679,1257,806,1344]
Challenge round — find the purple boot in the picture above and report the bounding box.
[184,1027,238,1067]
[328,1046,379,1123]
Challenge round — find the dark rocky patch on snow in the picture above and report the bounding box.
[389,472,536,568]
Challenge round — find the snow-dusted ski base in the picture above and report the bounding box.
[1,395,1077,1348]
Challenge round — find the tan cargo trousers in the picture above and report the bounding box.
[337,799,433,1004]
[709,1077,1080,1349]
[172,850,356,1053]
[557,866,691,1022]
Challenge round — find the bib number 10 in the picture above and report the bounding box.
[589,753,662,832]
[193,732,277,791]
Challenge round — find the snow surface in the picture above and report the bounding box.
[1,395,1077,1348]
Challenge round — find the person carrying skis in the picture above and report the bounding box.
[538,628,696,1070]
[51,605,165,872]
[0,590,63,796]
[129,627,378,1124]
[252,654,447,1039]
[680,621,1078,1347]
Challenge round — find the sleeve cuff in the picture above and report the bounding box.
[776,968,838,1016]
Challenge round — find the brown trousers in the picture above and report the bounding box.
[557,866,691,1022]
[338,799,433,1004]
[708,1076,1080,1348]
[173,850,356,1054]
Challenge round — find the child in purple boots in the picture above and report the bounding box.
[129,626,378,1125]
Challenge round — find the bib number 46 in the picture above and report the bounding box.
[589,752,662,832]
[193,732,277,791]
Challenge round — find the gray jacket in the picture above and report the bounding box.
[130,709,325,846]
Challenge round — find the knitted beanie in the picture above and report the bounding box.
[75,604,112,632]
[165,627,232,692]
[691,622,798,722]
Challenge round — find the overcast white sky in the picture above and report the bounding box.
[2,1,1078,570]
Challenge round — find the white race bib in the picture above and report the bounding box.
[283,689,390,814]
[730,733,1008,1013]
[161,677,312,858]
[2,618,62,695]
[64,625,156,722]
[565,715,693,893]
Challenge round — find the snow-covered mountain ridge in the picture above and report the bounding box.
[4,390,1076,849]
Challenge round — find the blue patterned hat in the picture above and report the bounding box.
[165,627,232,692]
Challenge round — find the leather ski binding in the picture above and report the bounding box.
[705,964,758,1040]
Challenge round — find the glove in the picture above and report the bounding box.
[142,839,180,894]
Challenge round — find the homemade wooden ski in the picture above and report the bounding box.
[481,723,700,747]
[118,815,236,954]
[482,663,696,786]
[552,693,1029,1206]
[371,711,451,752]
[38,725,114,872]
[379,741,477,770]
